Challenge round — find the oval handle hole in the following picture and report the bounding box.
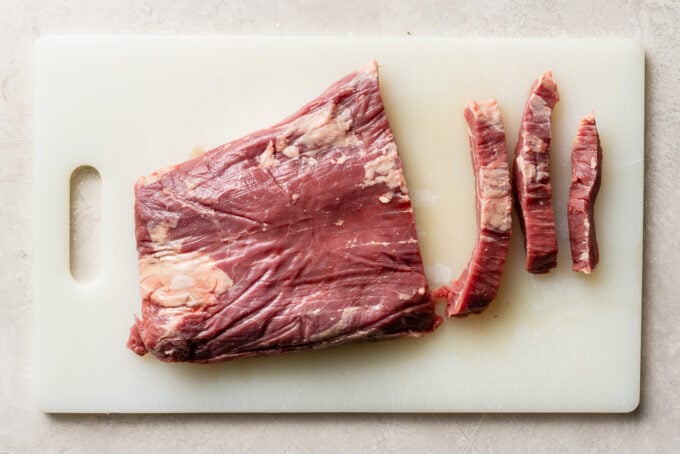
[69,166,102,284]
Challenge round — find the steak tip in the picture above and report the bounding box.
[538,69,555,85]
[362,60,379,77]
[583,111,596,124]
[464,99,478,111]
[464,98,499,114]
[534,70,559,104]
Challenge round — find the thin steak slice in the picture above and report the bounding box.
[513,71,560,274]
[127,61,442,363]
[568,112,603,273]
[435,100,512,316]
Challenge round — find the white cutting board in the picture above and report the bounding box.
[33,37,644,413]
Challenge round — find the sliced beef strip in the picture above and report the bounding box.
[568,112,603,273]
[435,100,512,316]
[127,61,442,363]
[513,71,560,274]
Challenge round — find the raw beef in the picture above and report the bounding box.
[568,112,603,273]
[127,61,442,363]
[513,71,560,274]
[435,100,512,316]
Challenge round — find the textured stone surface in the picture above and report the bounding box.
[1,0,679,452]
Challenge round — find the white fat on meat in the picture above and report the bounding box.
[149,223,171,244]
[308,306,364,341]
[399,287,426,300]
[147,216,180,244]
[515,154,550,183]
[515,154,535,181]
[478,163,512,233]
[139,250,233,309]
[282,145,300,158]
[289,104,355,150]
[362,143,407,194]
[332,154,348,165]
[378,192,394,203]
[259,141,279,168]
[259,102,359,168]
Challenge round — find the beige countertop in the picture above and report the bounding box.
[1,1,678,452]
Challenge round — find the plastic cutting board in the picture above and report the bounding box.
[33,37,644,413]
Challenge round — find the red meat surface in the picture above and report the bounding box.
[435,99,512,316]
[513,71,560,274]
[127,62,441,363]
[568,112,603,273]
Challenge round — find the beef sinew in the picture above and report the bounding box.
[513,71,560,274]
[568,112,603,273]
[127,61,442,363]
[435,100,512,316]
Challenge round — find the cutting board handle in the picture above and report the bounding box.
[69,165,102,284]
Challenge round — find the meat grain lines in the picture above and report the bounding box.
[128,61,441,363]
